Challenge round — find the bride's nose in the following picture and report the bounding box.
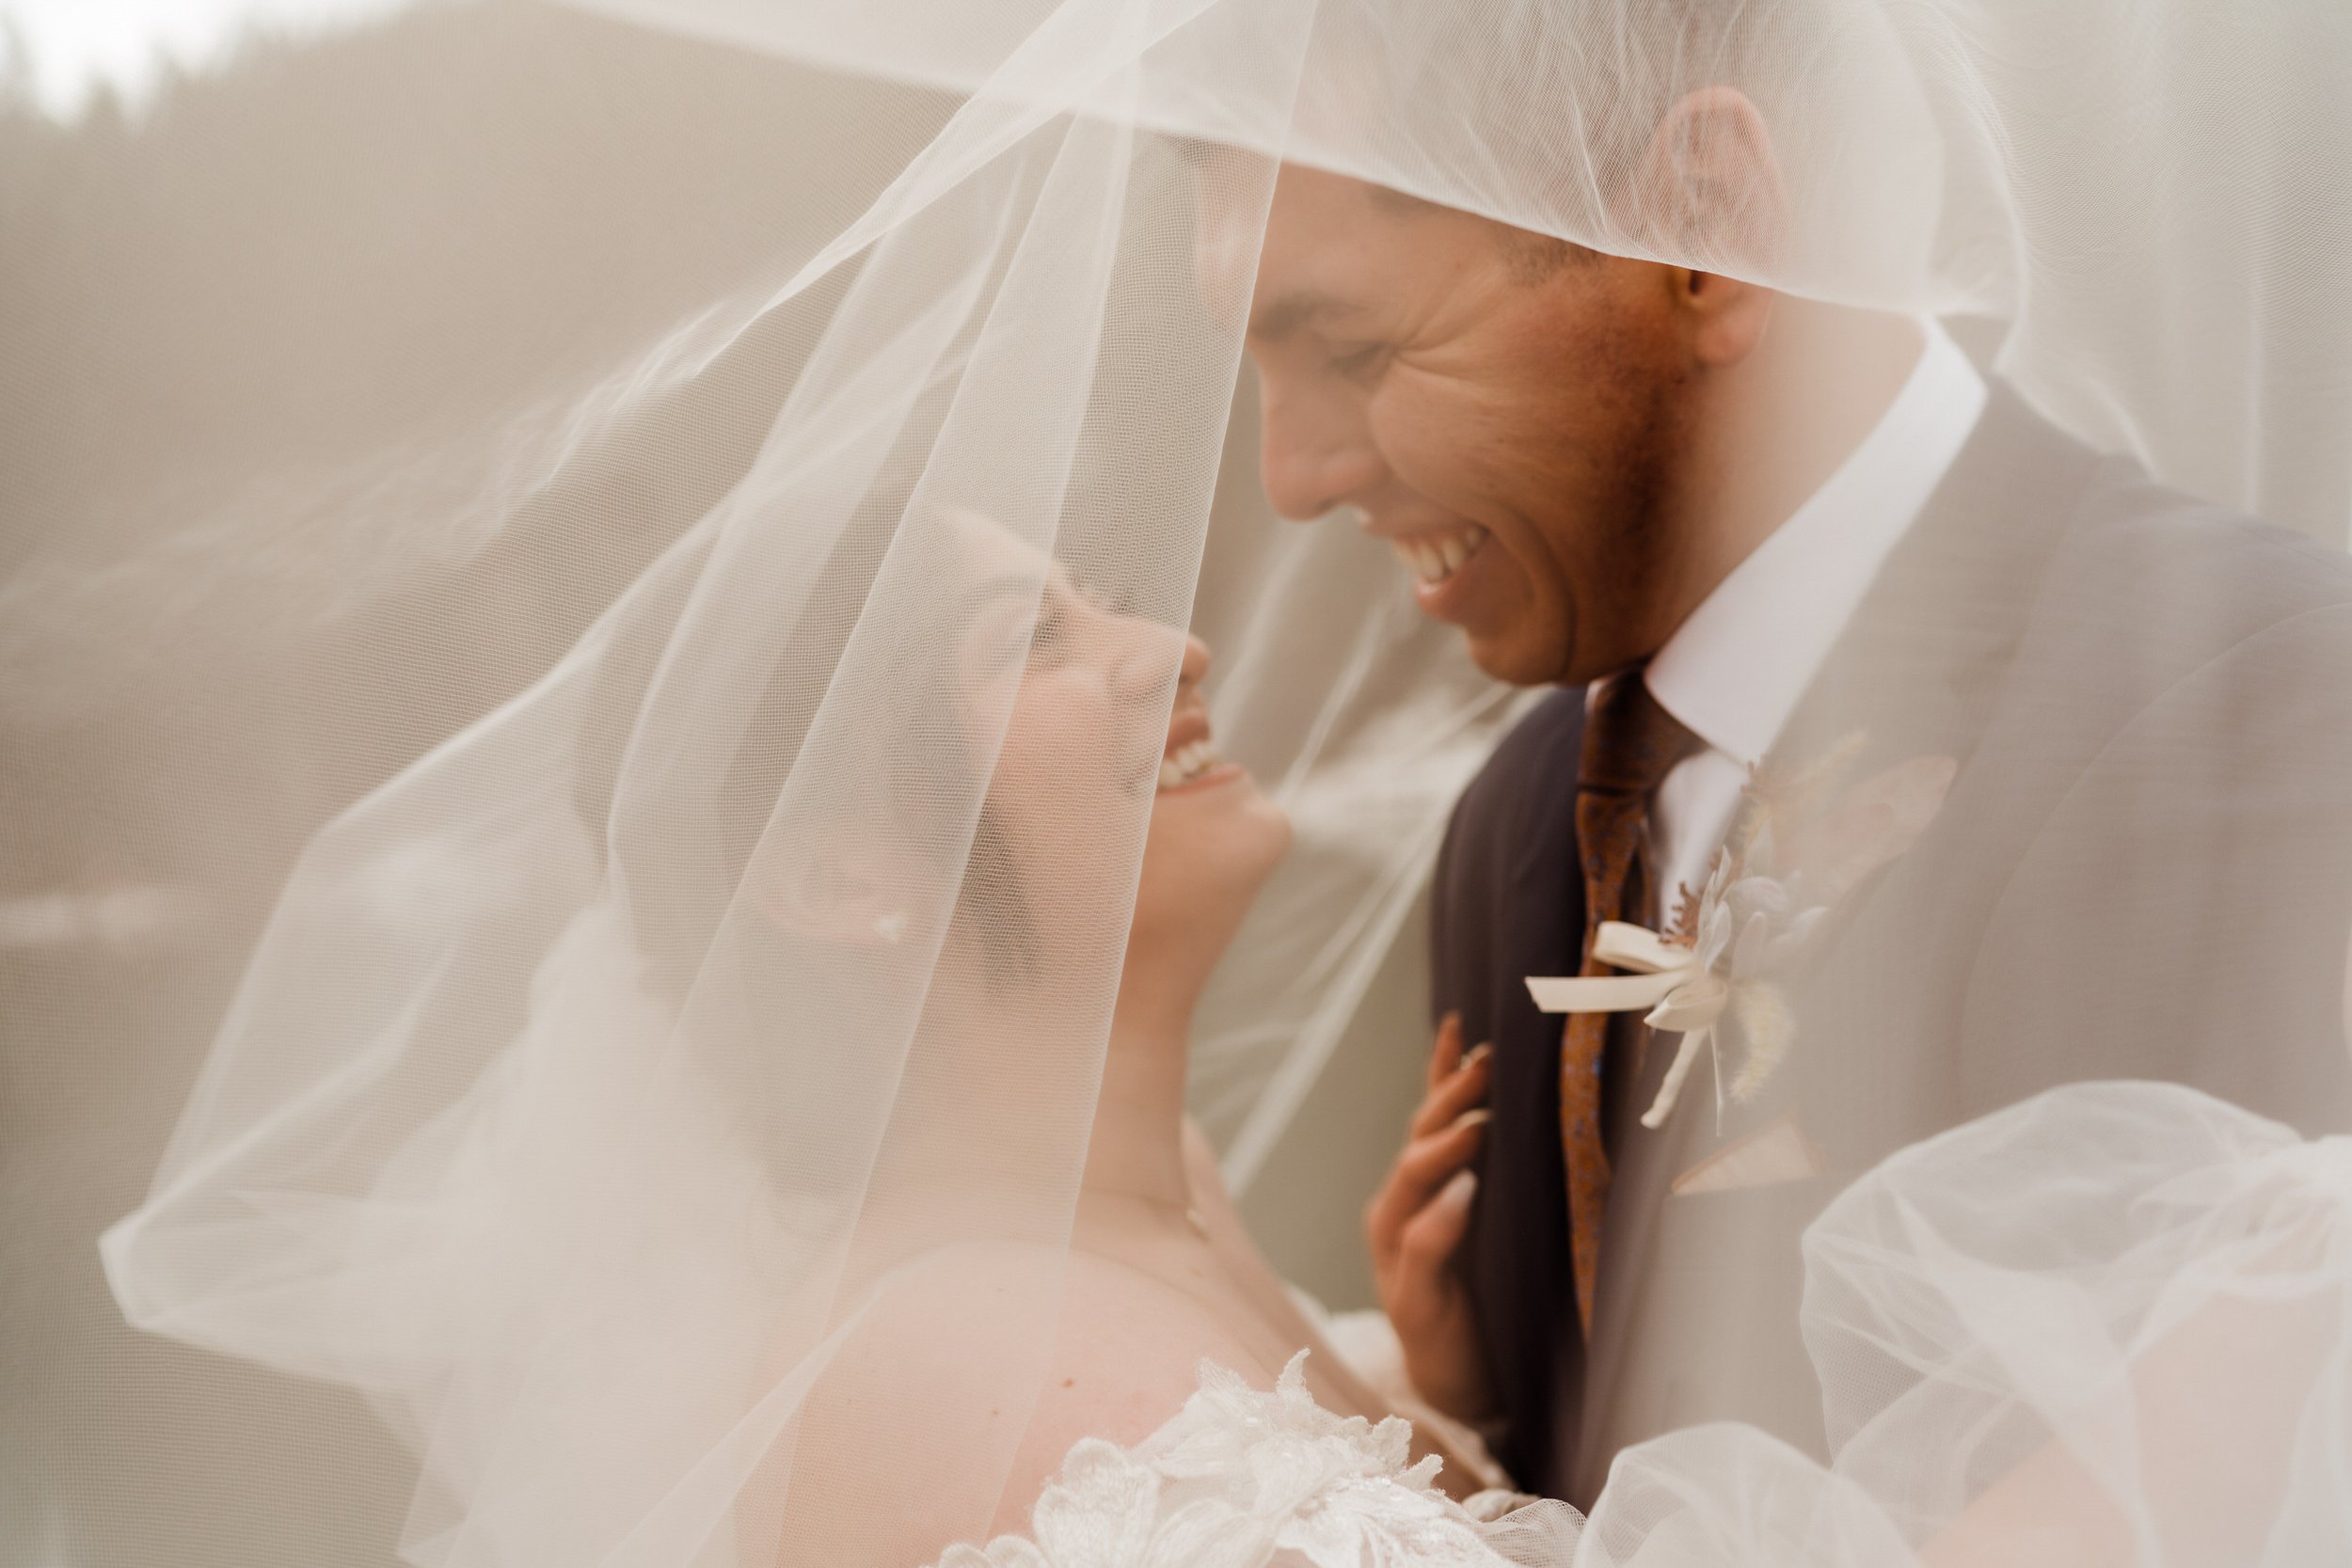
[1175,632,1211,693]
[1107,621,1206,702]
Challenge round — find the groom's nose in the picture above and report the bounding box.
[1258,377,1387,523]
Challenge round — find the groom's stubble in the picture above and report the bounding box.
[1233,162,1747,690]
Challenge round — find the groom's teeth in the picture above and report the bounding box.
[1391,525,1488,587]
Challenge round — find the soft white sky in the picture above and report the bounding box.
[1,0,418,117]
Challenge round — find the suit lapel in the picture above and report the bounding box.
[1777,386,2103,783]
[1750,388,2106,1163]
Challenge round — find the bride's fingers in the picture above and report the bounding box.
[1425,1011,1465,1091]
[1396,1168,1478,1291]
[1366,1110,1489,1262]
[1408,1041,1491,1139]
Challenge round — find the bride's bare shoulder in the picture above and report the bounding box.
[1010,1245,1275,1489]
[775,1241,1271,1562]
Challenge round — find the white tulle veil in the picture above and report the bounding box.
[5,0,2350,1564]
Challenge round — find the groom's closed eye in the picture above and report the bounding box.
[1325,341,1392,386]
[1247,288,1368,344]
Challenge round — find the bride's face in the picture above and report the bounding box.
[1128,632,1291,956]
[952,518,1288,976]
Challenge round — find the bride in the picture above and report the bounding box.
[774,510,1491,1563]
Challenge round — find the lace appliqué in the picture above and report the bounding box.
[933,1354,1520,1568]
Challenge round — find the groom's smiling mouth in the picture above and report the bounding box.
[1383,516,1496,610]
[1388,521,1490,588]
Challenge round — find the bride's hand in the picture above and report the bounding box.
[1365,1012,1496,1423]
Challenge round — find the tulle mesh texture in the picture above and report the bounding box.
[7,8,1502,1563]
[1575,1083,2352,1567]
[6,0,2350,1565]
[933,1085,2352,1566]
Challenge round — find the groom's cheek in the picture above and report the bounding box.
[1470,547,1568,683]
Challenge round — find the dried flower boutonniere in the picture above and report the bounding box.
[1526,738,1957,1131]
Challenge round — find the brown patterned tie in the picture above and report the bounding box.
[1565,669,1703,1333]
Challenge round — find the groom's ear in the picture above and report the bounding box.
[1630,87,1785,369]
[1631,86,1787,271]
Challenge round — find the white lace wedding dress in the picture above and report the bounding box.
[939,1081,2352,1568]
[930,1354,1579,1568]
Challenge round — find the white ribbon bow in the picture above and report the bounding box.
[1525,921,1729,1131]
[1520,753,1955,1132]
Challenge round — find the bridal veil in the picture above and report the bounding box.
[5,0,2350,1564]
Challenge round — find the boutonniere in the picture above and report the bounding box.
[1527,738,1956,1130]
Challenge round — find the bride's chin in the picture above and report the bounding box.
[1242,795,1293,871]
[1150,773,1288,850]
[1133,796,1288,921]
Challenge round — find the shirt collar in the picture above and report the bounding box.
[1644,318,1987,766]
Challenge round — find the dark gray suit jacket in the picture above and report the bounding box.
[1430,388,2352,1504]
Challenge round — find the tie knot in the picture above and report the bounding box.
[1578,670,1703,798]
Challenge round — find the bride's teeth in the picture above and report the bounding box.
[1156,737,1225,792]
[1439,533,1468,576]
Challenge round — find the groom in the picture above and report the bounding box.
[1234,101,2352,1502]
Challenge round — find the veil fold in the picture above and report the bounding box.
[3,0,2347,1563]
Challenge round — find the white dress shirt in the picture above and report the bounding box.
[1639,320,1987,924]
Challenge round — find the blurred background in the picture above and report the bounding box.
[1,0,415,120]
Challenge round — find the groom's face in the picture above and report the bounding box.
[1232,165,1695,687]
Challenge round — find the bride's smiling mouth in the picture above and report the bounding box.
[1159,705,1238,794]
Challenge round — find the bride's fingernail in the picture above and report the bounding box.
[1461,1043,1493,1071]
[1451,1107,1491,1132]
[1443,1169,1478,1204]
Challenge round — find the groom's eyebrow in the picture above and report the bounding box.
[1248,290,1365,341]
